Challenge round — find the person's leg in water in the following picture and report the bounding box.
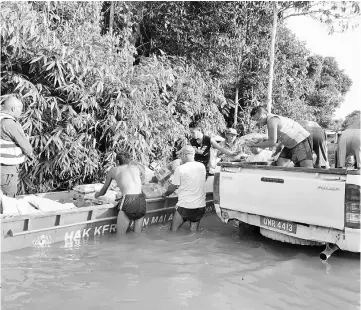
[171,209,185,232]
[133,217,144,233]
[189,221,201,231]
[117,210,130,235]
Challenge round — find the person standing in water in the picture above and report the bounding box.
[95,152,146,234]
[0,96,33,198]
[162,145,206,231]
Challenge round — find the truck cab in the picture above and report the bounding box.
[213,163,360,259]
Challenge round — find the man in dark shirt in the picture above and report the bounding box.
[189,122,240,175]
[0,97,33,199]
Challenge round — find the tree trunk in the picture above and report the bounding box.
[234,87,239,126]
[267,2,278,113]
[109,2,115,35]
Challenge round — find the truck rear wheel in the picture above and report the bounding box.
[260,228,324,246]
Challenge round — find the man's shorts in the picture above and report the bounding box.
[117,194,146,220]
[279,136,313,165]
[176,206,206,223]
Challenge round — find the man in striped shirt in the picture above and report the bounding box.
[0,97,33,198]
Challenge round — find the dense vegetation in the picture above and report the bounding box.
[1,1,358,194]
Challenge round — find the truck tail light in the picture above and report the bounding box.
[345,184,360,229]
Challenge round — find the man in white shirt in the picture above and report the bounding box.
[162,145,206,231]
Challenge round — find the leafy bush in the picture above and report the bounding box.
[1,2,226,194]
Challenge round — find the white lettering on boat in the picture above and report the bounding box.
[102,225,110,234]
[62,206,214,242]
[143,218,150,226]
[74,230,81,239]
[83,228,91,238]
[94,226,102,235]
[109,224,117,233]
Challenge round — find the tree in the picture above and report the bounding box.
[1,2,227,194]
[342,110,361,129]
[121,2,356,131]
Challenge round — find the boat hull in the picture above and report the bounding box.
[1,193,214,253]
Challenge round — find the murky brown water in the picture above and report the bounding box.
[1,215,360,310]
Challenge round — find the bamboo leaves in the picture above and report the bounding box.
[1,1,227,194]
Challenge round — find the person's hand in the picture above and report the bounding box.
[230,150,243,156]
[194,148,202,155]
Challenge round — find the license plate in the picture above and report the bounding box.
[260,216,297,234]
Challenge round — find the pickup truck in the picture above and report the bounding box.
[213,163,360,260]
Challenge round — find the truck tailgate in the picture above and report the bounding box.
[219,167,346,230]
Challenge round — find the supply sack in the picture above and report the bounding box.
[245,150,274,164]
[154,166,173,186]
[22,196,76,212]
[142,183,166,198]
[237,133,268,146]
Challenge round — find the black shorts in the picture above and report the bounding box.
[176,206,206,223]
[279,136,313,165]
[117,194,146,220]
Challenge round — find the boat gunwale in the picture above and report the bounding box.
[0,195,181,223]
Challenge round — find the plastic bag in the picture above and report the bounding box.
[237,133,268,146]
[142,183,166,198]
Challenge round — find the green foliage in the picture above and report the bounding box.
[342,110,361,129]
[1,1,226,194]
[124,1,355,130]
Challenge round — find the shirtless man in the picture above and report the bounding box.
[95,152,146,234]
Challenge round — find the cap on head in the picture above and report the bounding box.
[225,128,237,135]
[180,145,195,156]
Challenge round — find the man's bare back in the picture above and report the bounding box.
[111,164,142,195]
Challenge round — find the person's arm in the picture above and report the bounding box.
[162,184,179,197]
[3,121,33,158]
[272,143,284,157]
[249,118,279,149]
[162,166,180,197]
[95,169,114,198]
[210,138,241,156]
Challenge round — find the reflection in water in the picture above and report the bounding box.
[2,215,360,310]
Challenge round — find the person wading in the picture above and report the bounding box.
[189,122,241,176]
[0,97,33,199]
[249,106,314,168]
[95,152,146,234]
[162,145,207,231]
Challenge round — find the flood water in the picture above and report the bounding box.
[1,214,360,310]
